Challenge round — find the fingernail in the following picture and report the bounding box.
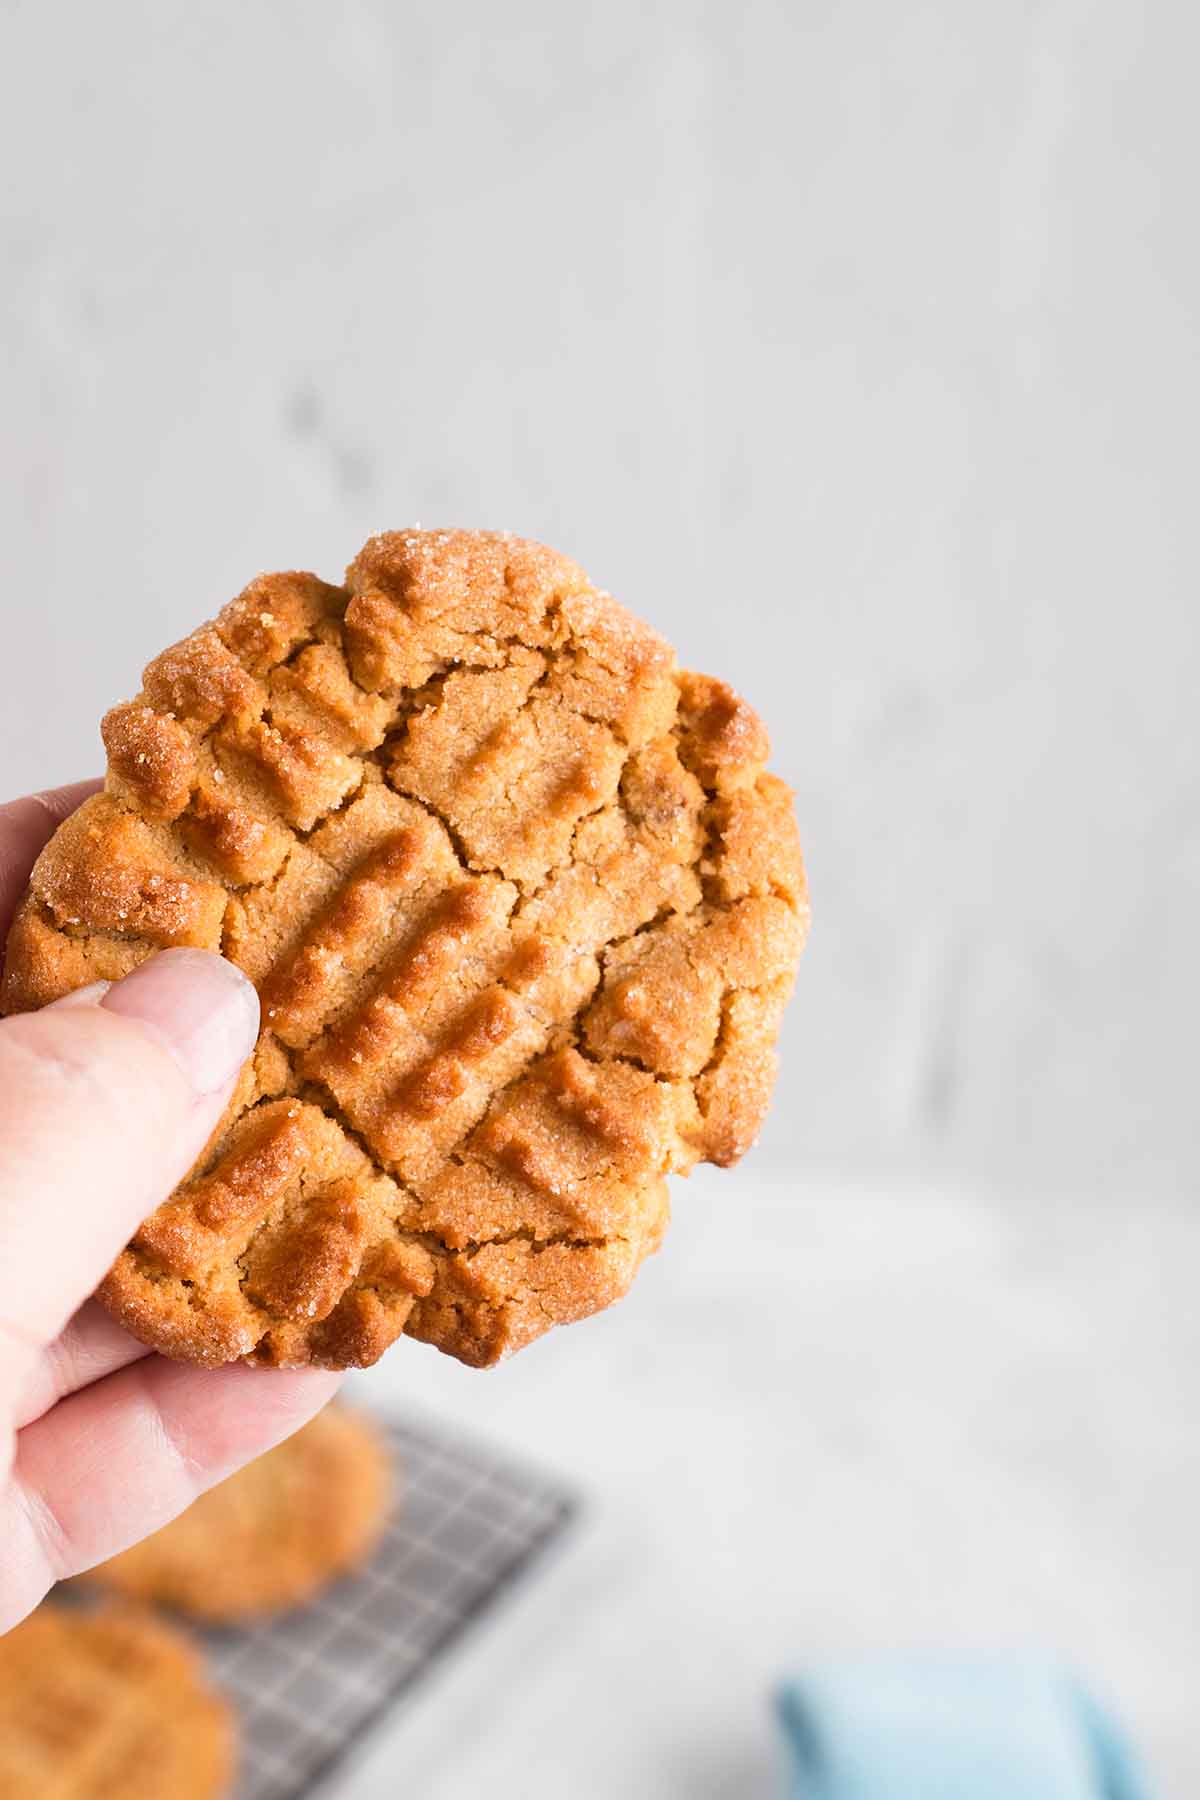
[101,949,260,1096]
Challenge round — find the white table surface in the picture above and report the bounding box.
[332,1166,1199,1798]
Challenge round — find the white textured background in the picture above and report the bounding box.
[3,3,1197,1794]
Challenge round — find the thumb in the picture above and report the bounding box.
[0,950,259,1364]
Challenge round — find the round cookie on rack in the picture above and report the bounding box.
[1,529,809,1370]
[86,1405,392,1622]
[0,1604,235,1798]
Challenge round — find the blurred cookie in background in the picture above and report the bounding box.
[87,1404,394,1622]
[0,1603,235,1798]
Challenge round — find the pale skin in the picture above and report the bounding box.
[0,782,341,1633]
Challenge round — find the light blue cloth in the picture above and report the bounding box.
[777,1655,1152,1800]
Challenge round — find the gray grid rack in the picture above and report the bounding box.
[202,1414,577,1800]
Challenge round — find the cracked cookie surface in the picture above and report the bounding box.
[0,1605,234,1798]
[1,530,809,1368]
[85,1405,392,1620]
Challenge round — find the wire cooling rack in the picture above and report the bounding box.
[203,1414,578,1800]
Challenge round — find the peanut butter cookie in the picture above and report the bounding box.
[1,531,808,1368]
[85,1405,392,1620]
[0,1605,234,1798]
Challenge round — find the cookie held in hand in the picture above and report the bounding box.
[0,1605,235,1799]
[85,1405,392,1621]
[1,531,808,1368]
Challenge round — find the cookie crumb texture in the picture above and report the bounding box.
[86,1405,392,1621]
[2,531,808,1368]
[0,1606,234,1798]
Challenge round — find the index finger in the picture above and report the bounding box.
[0,782,102,950]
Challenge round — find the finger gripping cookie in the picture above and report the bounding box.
[1,531,809,1369]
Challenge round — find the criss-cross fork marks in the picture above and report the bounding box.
[0,1605,234,1797]
[2,530,809,1368]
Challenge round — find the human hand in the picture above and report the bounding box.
[0,783,340,1632]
